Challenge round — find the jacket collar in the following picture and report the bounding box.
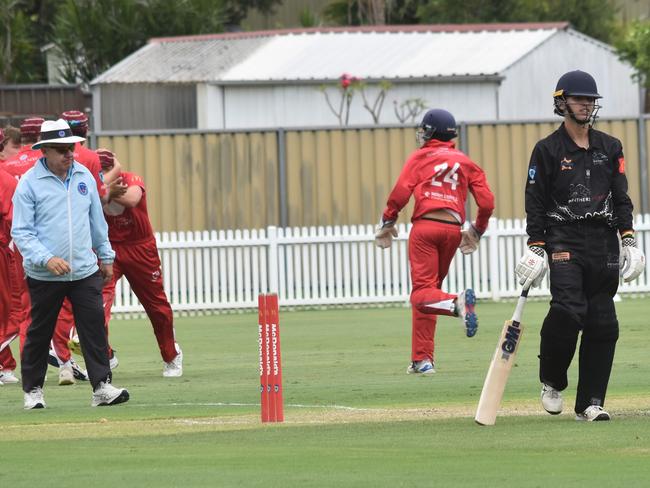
[35,157,82,179]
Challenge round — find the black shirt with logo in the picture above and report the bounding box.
[524,123,633,245]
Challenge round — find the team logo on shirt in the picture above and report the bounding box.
[528,165,536,183]
[151,270,161,282]
[592,152,608,166]
[560,157,573,171]
[77,182,88,195]
[568,184,590,204]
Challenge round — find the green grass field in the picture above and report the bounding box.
[1,297,649,487]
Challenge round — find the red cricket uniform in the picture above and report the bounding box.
[0,169,19,371]
[1,146,41,179]
[382,138,494,362]
[102,172,177,362]
[52,144,107,364]
[0,149,36,366]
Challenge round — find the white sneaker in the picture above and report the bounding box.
[58,365,75,386]
[91,381,130,407]
[109,351,119,370]
[576,405,611,422]
[24,387,46,409]
[163,348,183,377]
[406,359,435,375]
[541,383,563,415]
[0,369,20,384]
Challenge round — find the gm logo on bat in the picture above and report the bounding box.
[501,322,521,360]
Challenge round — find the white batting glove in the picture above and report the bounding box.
[375,220,398,249]
[620,235,645,282]
[459,225,481,255]
[515,245,548,289]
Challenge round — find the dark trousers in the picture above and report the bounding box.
[539,222,620,413]
[21,271,111,392]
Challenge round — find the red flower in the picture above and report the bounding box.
[340,73,351,88]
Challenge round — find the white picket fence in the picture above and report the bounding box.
[112,215,650,315]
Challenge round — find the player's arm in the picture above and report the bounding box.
[611,143,645,281]
[102,157,122,186]
[89,182,115,283]
[110,185,143,208]
[468,164,495,231]
[460,163,495,254]
[610,142,634,235]
[516,144,549,288]
[10,181,54,267]
[524,143,548,247]
[375,153,419,248]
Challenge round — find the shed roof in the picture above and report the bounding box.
[92,23,572,85]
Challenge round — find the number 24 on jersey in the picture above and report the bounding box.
[431,162,460,191]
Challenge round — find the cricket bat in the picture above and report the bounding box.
[474,287,530,426]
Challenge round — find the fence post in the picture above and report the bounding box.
[277,129,288,228]
[488,217,500,301]
[268,225,279,294]
[638,111,648,214]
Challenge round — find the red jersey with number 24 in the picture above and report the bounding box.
[382,139,495,234]
[104,172,154,243]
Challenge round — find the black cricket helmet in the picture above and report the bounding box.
[416,109,458,146]
[553,70,602,125]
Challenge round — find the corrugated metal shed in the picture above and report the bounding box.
[92,36,268,84]
[91,23,568,85]
[221,29,556,82]
[91,23,640,130]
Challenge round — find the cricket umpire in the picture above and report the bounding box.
[11,119,129,409]
[515,70,645,421]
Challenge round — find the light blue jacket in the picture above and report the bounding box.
[11,158,114,281]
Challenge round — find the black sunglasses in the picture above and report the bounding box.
[46,145,75,154]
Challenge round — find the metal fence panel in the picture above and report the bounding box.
[95,119,649,231]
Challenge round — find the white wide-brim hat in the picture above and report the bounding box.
[32,119,85,149]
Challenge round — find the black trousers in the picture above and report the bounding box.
[21,271,111,392]
[539,222,620,413]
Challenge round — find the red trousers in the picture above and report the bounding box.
[408,219,462,362]
[0,247,29,371]
[50,299,75,364]
[0,247,11,330]
[103,238,177,362]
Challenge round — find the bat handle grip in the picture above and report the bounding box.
[511,287,530,323]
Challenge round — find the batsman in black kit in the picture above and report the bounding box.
[515,70,646,421]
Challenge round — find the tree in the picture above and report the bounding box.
[221,0,282,28]
[416,0,523,24]
[616,20,650,111]
[516,0,620,44]
[0,0,54,82]
[323,0,620,44]
[52,0,229,84]
[323,0,425,25]
[418,0,620,44]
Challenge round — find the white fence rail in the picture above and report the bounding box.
[113,215,650,314]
